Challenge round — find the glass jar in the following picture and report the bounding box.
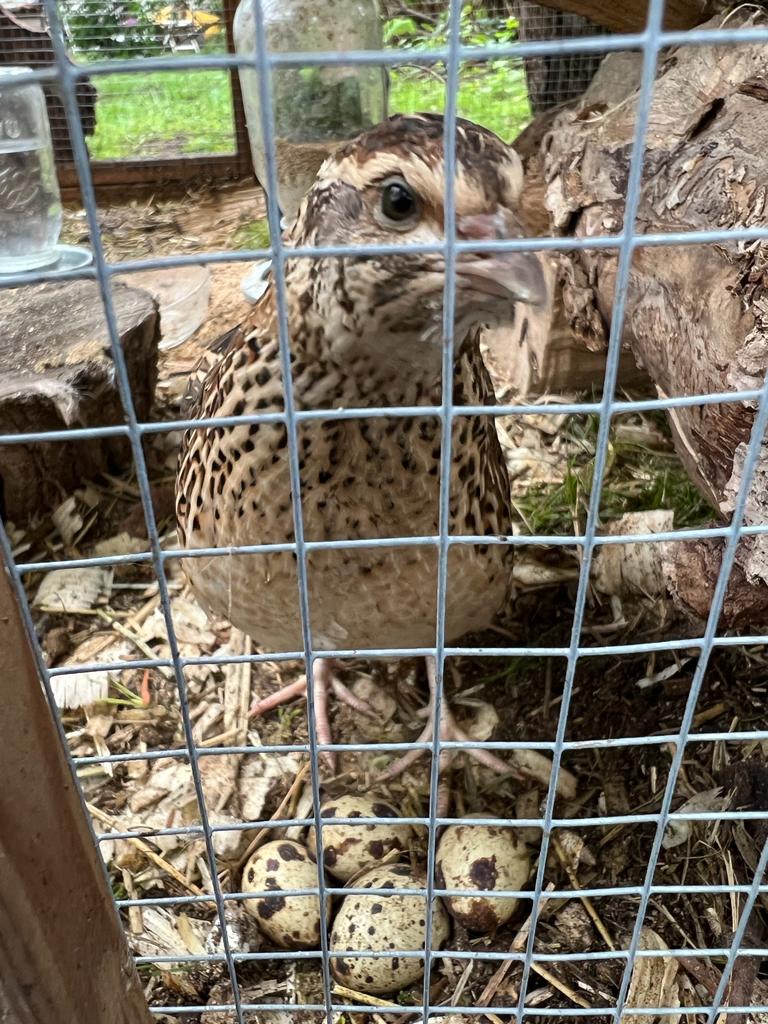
[0,67,63,273]
[233,0,387,222]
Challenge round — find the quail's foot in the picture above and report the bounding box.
[249,657,376,769]
[378,656,512,783]
[380,658,577,802]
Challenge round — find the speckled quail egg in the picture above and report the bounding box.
[330,863,450,994]
[436,818,530,933]
[307,795,413,882]
[242,840,326,949]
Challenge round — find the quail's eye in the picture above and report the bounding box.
[381,180,418,224]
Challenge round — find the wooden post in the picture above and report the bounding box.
[533,0,717,31]
[0,552,152,1024]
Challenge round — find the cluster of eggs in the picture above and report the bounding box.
[241,795,531,994]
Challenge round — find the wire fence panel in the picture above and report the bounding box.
[2,0,768,1021]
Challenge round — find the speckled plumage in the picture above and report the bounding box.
[177,309,509,651]
[176,113,546,762]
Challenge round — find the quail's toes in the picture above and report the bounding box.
[249,657,376,769]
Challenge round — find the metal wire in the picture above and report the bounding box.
[3,0,768,1020]
[21,3,247,1018]
[244,0,336,1018]
[421,2,463,1019]
[513,0,666,1017]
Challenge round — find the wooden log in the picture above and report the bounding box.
[481,47,653,403]
[532,0,719,32]
[0,549,152,1023]
[481,281,652,400]
[0,279,159,522]
[541,9,768,625]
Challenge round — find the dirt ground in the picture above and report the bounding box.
[10,183,768,1022]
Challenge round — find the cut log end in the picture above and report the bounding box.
[0,280,160,522]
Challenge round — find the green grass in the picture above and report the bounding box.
[511,412,713,538]
[87,57,530,161]
[88,68,235,160]
[389,61,531,143]
[233,217,271,250]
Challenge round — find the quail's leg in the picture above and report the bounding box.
[379,656,512,783]
[249,657,375,753]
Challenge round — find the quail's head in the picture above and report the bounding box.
[284,112,547,384]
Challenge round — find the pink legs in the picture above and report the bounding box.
[249,657,374,767]
[378,656,512,782]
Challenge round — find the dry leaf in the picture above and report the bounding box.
[128,759,197,819]
[555,829,597,869]
[349,671,410,743]
[513,553,579,587]
[662,787,725,850]
[90,532,148,557]
[622,926,680,1024]
[593,511,674,600]
[456,699,499,741]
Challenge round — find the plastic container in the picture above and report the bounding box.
[233,0,387,220]
[118,265,211,350]
[0,66,63,273]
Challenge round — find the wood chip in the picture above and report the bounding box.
[34,566,113,613]
[51,494,84,545]
[621,927,680,1024]
[53,637,133,708]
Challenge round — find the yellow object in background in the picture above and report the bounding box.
[153,5,222,33]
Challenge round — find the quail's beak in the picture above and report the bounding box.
[455,209,548,308]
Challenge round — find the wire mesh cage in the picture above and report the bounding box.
[0,0,97,162]
[59,0,240,162]
[2,0,768,1021]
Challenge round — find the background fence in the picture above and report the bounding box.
[0,0,606,195]
[2,0,768,1021]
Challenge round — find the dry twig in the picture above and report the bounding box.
[88,802,210,899]
[235,761,311,872]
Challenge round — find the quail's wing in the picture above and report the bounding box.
[179,323,245,418]
[178,284,277,418]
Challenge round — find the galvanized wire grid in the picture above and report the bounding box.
[3,0,768,1020]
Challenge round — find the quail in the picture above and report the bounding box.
[176,113,546,778]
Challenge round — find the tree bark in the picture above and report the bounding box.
[0,280,159,523]
[541,9,768,626]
